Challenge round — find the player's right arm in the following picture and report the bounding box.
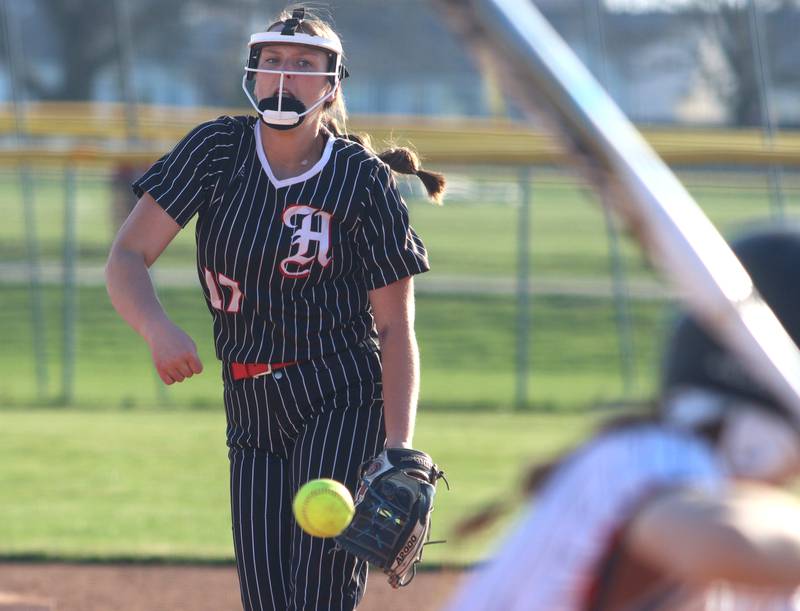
[105,192,203,385]
[627,482,800,592]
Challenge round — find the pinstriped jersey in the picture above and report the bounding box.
[133,115,429,364]
[445,425,800,611]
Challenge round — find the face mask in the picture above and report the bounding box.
[243,29,346,129]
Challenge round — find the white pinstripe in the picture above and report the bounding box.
[233,452,255,611]
[216,159,253,359]
[229,158,274,361]
[248,175,279,361]
[262,463,278,610]
[291,177,321,361]
[151,130,229,217]
[301,411,331,608]
[319,412,349,610]
[208,146,255,359]
[248,454,265,611]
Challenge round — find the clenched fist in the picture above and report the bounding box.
[144,318,203,385]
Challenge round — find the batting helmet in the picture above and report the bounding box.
[661,225,800,423]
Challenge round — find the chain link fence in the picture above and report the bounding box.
[2,160,796,409]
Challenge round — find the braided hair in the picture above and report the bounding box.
[324,117,446,205]
[267,6,446,204]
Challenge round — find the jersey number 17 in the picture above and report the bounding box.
[204,268,243,313]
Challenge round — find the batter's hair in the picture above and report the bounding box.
[267,6,446,205]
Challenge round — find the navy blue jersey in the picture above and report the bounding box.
[133,115,429,364]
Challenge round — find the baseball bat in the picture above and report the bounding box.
[430,0,800,417]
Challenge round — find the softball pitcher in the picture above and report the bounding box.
[106,7,444,610]
[445,226,800,611]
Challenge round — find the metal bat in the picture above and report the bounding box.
[431,0,800,417]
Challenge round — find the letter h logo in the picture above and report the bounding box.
[279,205,333,278]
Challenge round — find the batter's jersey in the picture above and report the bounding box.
[133,115,429,363]
[443,425,800,611]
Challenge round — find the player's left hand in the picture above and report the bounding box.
[334,448,447,588]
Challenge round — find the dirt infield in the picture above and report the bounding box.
[0,563,463,611]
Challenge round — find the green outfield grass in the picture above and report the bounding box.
[1,285,667,409]
[0,408,604,566]
[1,162,796,568]
[1,167,796,408]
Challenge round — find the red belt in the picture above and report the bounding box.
[230,361,298,380]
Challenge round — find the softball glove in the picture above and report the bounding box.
[335,448,446,588]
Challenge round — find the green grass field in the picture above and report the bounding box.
[3,166,795,409]
[0,408,603,566]
[1,285,667,409]
[1,162,798,567]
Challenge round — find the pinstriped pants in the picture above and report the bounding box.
[223,344,386,611]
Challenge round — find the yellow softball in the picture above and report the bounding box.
[292,478,355,538]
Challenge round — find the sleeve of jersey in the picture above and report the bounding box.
[442,428,725,611]
[132,119,234,227]
[356,163,430,290]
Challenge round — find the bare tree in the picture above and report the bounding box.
[10,0,246,103]
[692,0,800,126]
